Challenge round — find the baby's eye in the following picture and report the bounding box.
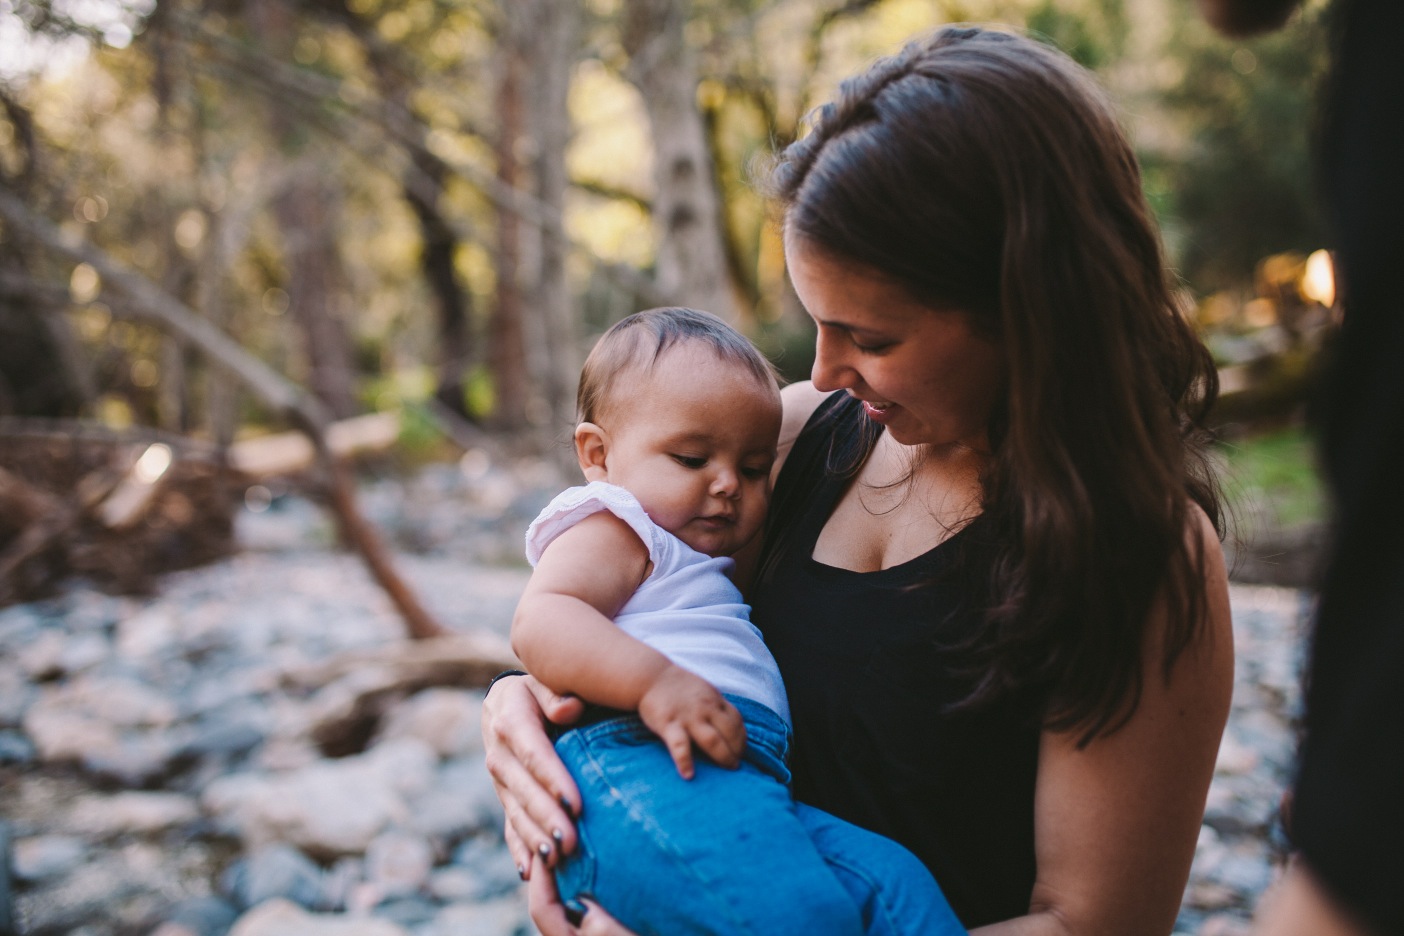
[741,466,770,480]
[671,454,707,469]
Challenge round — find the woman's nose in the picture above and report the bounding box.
[811,331,851,392]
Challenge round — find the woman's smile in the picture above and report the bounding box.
[785,234,1005,452]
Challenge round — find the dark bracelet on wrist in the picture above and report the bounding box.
[485,669,528,697]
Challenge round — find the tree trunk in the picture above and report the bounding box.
[274,173,360,421]
[0,91,90,418]
[526,0,581,434]
[406,147,476,421]
[622,0,740,323]
[346,13,478,423]
[489,2,532,431]
[249,0,360,422]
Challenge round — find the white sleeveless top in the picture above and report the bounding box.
[525,481,790,725]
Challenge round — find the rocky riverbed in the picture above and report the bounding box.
[0,458,1307,935]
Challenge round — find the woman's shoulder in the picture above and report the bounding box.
[775,381,837,474]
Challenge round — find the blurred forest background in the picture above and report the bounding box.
[0,0,1335,604]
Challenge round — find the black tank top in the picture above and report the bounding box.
[751,392,1039,928]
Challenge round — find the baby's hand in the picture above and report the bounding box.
[637,666,746,779]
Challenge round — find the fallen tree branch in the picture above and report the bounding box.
[0,190,448,639]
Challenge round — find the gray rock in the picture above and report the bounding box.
[23,705,123,766]
[81,730,190,787]
[425,866,481,903]
[373,689,483,759]
[13,842,176,935]
[0,729,34,765]
[181,713,267,761]
[0,664,35,728]
[202,739,436,858]
[422,896,530,936]
[66,792,200,837]
[157,896,240,936]
[222,843,326,911]
[59,633,112,675]
[363,831,433,899]
[409,754,503,839]
[17,630,69,680]
[371,896,439,928]
[319,856,365,912]
[0,603,44,644]
[228,898,410,936]
[11,834,87,882]
[114,605,182,662]
[448,835,522,900]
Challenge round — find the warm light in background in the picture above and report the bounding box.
[133,443,173,484]
[70,262,101,303]
[1301,249,1335,307]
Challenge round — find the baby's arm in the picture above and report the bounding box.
[511,511,745,778]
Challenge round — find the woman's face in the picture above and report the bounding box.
[785,233,1006,452]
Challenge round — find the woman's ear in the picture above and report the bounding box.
[574,422,610,481]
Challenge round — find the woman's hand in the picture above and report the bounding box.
[528,856,640,936]
[481,674,586,874]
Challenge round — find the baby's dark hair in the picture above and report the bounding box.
[577,307,779,424]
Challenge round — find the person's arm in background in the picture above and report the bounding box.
[1253,862,1372,936]
[1196,2,1404,934]
[966,510,1234,936]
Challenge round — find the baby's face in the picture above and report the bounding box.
[592,342,781,558]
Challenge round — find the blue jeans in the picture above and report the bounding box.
[553,695,965,936]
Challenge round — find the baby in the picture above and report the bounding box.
[512,307,963,935]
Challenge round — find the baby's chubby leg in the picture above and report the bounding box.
[795,802,966,936]
[553,712,865,936]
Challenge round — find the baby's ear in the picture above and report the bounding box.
[574,422,610,481]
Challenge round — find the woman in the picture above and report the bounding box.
[483,25,1233,936]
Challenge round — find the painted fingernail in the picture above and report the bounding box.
[538,841,552,860]
[517,863,526,880]
[552,828,564,846]
[559,795,577,818]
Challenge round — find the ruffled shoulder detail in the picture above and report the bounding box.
[524,482,663,568]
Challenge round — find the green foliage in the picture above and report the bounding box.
[2,0,1340,447]
[395,401,451,463]
[753,318,818,388]
[463,366,496,422]
[1218,424,1327,530]
[1153,4,1330,292]
[1026,0,1124,70]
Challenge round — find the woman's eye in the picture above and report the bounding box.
[852,338,894,354]
[671,454,707,469]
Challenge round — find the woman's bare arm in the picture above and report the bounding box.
[973,509,1234,936]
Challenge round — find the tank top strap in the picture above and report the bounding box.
[760,391,876,582]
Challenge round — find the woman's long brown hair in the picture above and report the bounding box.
[765,26,1224,744]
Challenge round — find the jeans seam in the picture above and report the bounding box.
[570,730,763,935]
[819,848,907,935]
